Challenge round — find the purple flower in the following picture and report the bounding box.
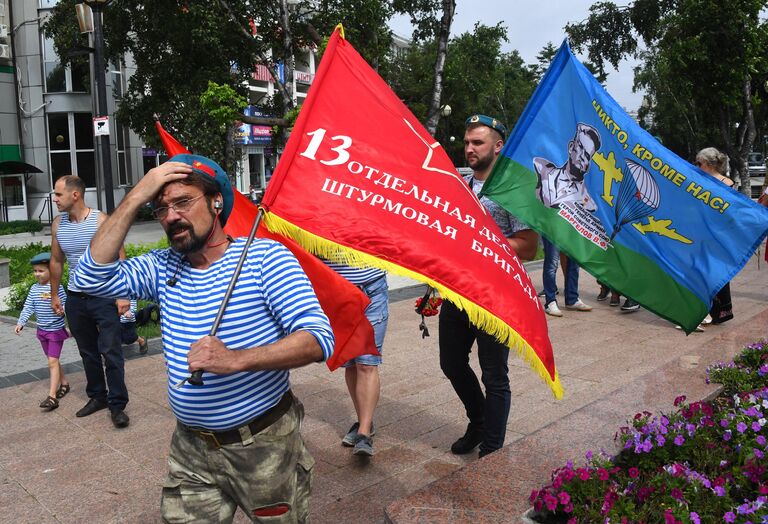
[757,435,766,446]
[690,512,701,524]
[721,419,730,428]
[656,435,666,447]
[724,430,732,441]
[674,435,685,446]
[755,449,765,459]
[725,511,736,522]
[714,485,726,497]
[738,422,749,434]
[753,421,762,432]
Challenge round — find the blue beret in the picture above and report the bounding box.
[30,252,51,265]
[167,154,234,226]
[465,114,507,139]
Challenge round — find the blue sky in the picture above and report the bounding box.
[389,0,644,112]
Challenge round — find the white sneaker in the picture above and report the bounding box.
[565,299,592,312]
[545,301,563,317]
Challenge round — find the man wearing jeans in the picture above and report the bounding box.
[49,175,131,428]
[541,237,592,317]
[440,115,538,458]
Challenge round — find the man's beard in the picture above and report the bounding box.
[166,221,213,254]
[468,151,494,172]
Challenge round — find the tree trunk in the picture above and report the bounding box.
[424,0,455,136]
[736,75,756,196]
[278,0,296,113]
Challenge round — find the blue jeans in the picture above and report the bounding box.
[542,237,580,306]
[438,301,511,455]
[66,293,128,410]
[342,274,388,367]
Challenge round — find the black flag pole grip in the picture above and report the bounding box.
[186,208,264,386]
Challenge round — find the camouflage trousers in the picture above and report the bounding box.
[161,394,314,523]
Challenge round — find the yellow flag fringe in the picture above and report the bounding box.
[264,212,564,399]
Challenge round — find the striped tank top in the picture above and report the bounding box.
[56,209,101,292]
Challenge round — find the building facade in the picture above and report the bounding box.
[0,0,147,223]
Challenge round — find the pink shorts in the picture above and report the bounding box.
[36,328,70,359]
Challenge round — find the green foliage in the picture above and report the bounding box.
[200,81,248,131]
[566,0,768,175]
[0,220,44,236]
[2,240,167,312]
[385,22,537,164]
[0,242,47,284]
[707,340,768,395]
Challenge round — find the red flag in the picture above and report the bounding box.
[227,191,377,370]
[262,28,561,397]
[154,118,190,157]
[155,121,377,370]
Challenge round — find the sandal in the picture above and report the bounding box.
[55,384,70,399]
[39,396,59,411]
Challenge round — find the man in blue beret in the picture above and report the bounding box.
[72,154,334,522]
[439,115,539,458]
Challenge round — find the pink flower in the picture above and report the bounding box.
[558,491,571,505]
[578,468,590,481]
[597,468,609,481]
[671,487,683,500]
[544,493,558,511]
[628,467,640,478]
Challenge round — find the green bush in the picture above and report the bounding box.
[0,220,43,236]
[0,242,47,284]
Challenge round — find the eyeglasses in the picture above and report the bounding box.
[152,195,204,220]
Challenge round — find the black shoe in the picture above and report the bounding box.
[111,409,130,428]
[597,286,610,301]
[609,294,620,307]
[138,337,149,355]
[76,398,108,418]
[621,298,640,312]
[451,423,483,454]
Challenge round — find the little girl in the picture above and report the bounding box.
[15,252,70,411]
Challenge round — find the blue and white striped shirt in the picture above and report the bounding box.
[73,237,335,430]
[120,299,138,324]
[323,258,385,286]
[18,283,67,331]
[56,209,101,292]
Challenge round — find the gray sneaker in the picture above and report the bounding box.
[353,435,374,456]
[342,422,376,446]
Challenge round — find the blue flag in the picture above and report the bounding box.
[481,41,768,332]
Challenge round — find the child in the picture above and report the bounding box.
[15,252,70,411]
[120,299,148,354]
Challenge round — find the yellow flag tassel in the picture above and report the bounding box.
[264,212,564,399]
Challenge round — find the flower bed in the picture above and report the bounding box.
[529,340,768,523]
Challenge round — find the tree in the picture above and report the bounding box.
[43,0,400,168]
[386,23,537,164]
[566,0,768,194]
[392,0,456,135]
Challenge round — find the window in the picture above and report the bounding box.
[42,36,90,93]
[48,112,96,187]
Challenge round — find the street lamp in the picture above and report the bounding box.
[82,0,115,212]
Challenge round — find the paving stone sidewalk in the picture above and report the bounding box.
[0,221,765,522]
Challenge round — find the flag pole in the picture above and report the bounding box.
[182,207,264,387]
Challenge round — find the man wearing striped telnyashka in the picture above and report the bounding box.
[73,154,334,523]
